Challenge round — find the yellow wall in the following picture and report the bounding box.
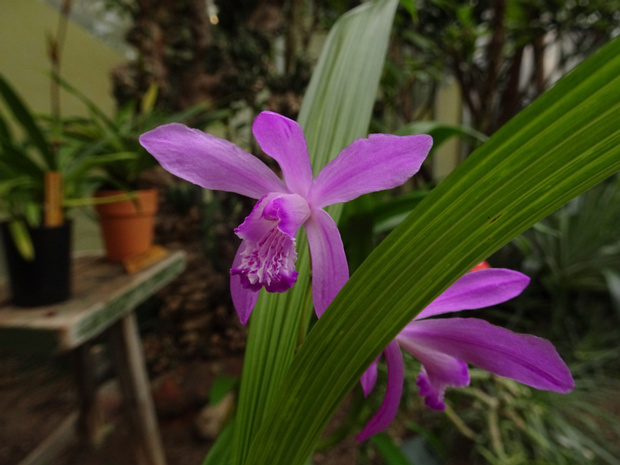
[0,0,122,118]
[432,77,463,179]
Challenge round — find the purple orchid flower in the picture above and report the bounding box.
[357,267,575,441]
[139,111,432,324]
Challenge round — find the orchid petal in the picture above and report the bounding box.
[416,269,530,320]
[361,358,379,397]
[310,134,432,208]
[252,111,313,196]
[416,363,469,410]
[400,318,574,393]
[304,208,349,317]
[397,335,469,410]
[357,341,403,441]
[139,123,286,199]
[231,243,260,324]
[265,193,311,236]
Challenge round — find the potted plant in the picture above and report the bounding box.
[57,78,219,262]
[0,73,133,306]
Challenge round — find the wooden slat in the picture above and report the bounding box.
[108,314,167,465]
[0,250,186,353]
[17,411,79,465]
[72,342,106,446]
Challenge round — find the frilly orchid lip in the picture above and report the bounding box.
[140,111,433,324]
[231,193,310,293]
[356,266,574,441]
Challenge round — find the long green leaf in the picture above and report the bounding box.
[203,421,234,465]
[246,36,620,465]
[63,151,137,184]
[0,74,55,170]
[0,144,46,179]
[52,73,116,130]
[0,109,14,147]
[8,219,35,260]
[229,1,399,464]
[396,120,488,147]
[371,433,417,465]
[298,0,398,172]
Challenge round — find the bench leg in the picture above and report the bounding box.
[72,341,105,446]
[108,313,167,465]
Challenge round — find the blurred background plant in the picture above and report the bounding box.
[419,369,620,465]
[54,77,226,190]
[0,72,135,255]
[374,0,620,135]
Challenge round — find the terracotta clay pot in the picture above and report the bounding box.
[95,189,158,262]
[1,221,72,307]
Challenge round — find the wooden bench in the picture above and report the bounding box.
[0,250,186,465]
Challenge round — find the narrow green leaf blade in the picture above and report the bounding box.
[371,433,417,465]
[0,74,55,170]
[0,143,46,179]
[396,120,488,147]
[8,219,35,260]
[202,421,234,465]
[52,73,116,130]
[299,0,400,173]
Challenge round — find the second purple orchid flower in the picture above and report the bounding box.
[357,264,575,441]
[140,111,433,323]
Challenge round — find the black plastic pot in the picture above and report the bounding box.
[1,221,72,307]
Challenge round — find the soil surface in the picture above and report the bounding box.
[0,350,224,465]
[0,346,359,465]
